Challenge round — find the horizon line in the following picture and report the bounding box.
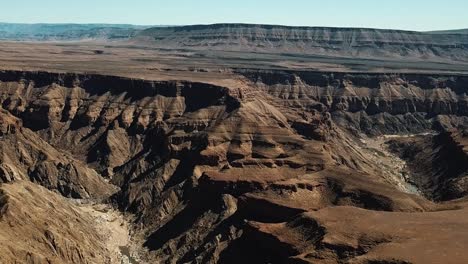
[0,21,467,33]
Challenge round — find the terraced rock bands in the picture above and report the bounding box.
[0,68,467,263]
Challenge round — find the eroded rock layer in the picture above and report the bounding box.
[1,69,468,263]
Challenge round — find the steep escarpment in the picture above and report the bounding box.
[1,69,468,263]
[237,69,468,135]
[0,109,115,199]
[0,70,239,172]
[136,24,468,61]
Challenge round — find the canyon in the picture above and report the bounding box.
[0,23,468,264]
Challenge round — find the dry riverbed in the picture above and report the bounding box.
[73,201,142,264]
[357,133,430,195]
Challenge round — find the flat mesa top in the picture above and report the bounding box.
[1,40,468,82]
[1,23,468,78]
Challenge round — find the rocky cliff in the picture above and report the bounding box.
[1,69,468,263]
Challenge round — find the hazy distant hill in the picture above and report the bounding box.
[428,29,468,34]
[135,23,468,61]
[2,22,468,62]
[0,23,151,41]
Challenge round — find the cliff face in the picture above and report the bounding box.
[0,109,116,199]
[1,69,468,263]
[136,24,468,61]
[239,70,468,135]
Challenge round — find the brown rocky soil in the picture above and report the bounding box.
[0,30,468,263]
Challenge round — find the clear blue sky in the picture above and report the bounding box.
[1,0,467,31]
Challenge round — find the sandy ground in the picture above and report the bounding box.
[75,201,141,264]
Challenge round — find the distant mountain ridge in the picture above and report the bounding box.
[0,23,151,41]
[133,23,468,61]
[428,29,468,34]
[2,23,468,62]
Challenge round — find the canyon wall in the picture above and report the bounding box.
[1,69,468,263]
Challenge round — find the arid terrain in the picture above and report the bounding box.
[1,23,468,264]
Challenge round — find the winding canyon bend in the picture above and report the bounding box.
[1,24,468,264]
